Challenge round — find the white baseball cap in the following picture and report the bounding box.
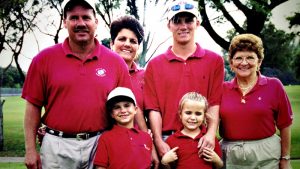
[106,87,137,107]
[166,0,200,21]
[62,0,96,14]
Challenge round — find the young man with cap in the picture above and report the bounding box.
[22,0,131,168]
[144,0,224,159]
[93,87,152,169]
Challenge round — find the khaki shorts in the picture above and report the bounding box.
[40,133,100,169]
[220,135,281,169]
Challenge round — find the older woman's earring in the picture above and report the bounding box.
[257,67,260,72]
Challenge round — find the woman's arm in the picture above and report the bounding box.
[279,125,292,169]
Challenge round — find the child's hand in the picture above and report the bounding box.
[202,147,218,162]
[202,147,223,168]
[161,147,179,165]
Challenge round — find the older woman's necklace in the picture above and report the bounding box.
[237,78,257,104]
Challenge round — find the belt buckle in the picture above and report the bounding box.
[76,133,89,140]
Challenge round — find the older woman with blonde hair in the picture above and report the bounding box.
[219,34,293,169]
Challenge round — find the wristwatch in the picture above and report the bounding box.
[280,155,290,160]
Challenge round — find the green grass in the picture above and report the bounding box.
[0,163,26,169]
[0,96,25,156]
[285,85,300,158]
[291,160,300,168]
[0,85,299,160]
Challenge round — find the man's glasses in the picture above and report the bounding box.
[170,3,194,11]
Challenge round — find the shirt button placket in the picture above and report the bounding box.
[79,62,85,76]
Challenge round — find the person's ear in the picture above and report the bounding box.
[110,112,116,119]
[134,106,138,115]
[63,19,67,28]
[167,22,171,30]
[196,19,200,27]
[178,110,182,120]
[110,41,114,49]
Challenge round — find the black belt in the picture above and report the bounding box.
[162,130,175,136]
[45,127,102,140]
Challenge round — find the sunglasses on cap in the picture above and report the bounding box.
[170,3,194,11]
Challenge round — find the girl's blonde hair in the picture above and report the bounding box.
[178,92,208,114]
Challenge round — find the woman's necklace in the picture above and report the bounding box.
[237,77,257,104]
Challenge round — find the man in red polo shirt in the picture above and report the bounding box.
[144,0,224,158]
[22,0,131,169]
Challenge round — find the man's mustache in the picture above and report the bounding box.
[74,26,89,32]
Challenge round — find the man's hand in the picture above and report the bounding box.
[24,149,42,169]
[151,145,159,169]
[37,126,46,146]
[154,138,171,157]
[198,133,215,157]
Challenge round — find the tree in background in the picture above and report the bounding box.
[198,0,289,50]
[95,0,121,28]
[224,23,300,84]
[0,0,46,150]
[287,12,300,35]
[95,0,170,67]
[261,23,298,84]
[0,67,24,88]
[287,12,300,79]
[36,0,64,44]
[0,0,45,81]
[198,0,300,83]
[1,0,299,78]
[138,0,170,67]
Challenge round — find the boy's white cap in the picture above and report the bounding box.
[166,0,200,21]
[107,87,137,106]
[62,0,96,13]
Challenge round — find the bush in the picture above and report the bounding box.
[262,67,299,85]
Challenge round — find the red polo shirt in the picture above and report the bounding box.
[166,126,222,169]
[144,43,224,131]
[219,74,293,140]
[94,125,152,169]
[22,38,132,133]
[129,62,144,110]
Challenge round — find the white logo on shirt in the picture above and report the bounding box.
[96,68,106,77]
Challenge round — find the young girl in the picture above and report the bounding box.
[93,87,152,169]
[161,92,223,169]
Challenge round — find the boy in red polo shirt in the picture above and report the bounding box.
[93,87,152,169]
[161,92,223,169]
